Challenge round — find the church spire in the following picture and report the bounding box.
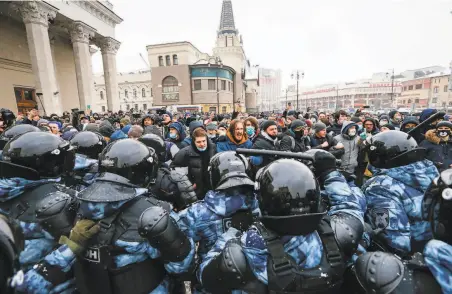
[218,0,237,35]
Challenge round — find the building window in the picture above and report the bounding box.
[125,89,128,98]
[150,88,153,96]
[209,106,217,113]
[126,104,130,110]
[101,106,106,112]
[194,80,202,91]
[415,84,422,90]
[100,91,104,100]
[133,89,137,98]
[208,79,216,90]
[142,88,146,97]
[434,87,439,93]
[119,91,121,98]
[408,99,412,104]
[222,106,227,113]
[228,82,231,91]
[221,80,226,91]
[415,99,419,103]
[444,85,448,92]
[173,55,178,65]
[158,56,164,66]
[408,85,413,90]
[162,76,179,101]
[432,98,437,103]
[143,104,147,110]
[403,86,407,91]
[165,55,171,66]
[134,104,138,110]
[14,87,37,114]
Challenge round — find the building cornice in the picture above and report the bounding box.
[146,41,207,55]
[72,1,123,27]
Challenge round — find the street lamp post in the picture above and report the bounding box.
[291,70,304,111]
[386,68,395,105]
[335,83,339,110]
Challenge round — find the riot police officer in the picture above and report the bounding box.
[0,132,76,270]
[139,133,179,166]
[0,124,40,151]
[69,131,106,190]
[15,139,195,293]
[199,152,364,293]
[177,151,258,292]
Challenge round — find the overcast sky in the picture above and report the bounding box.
[92,0,452,87]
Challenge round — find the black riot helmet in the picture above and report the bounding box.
[2,132,75,179]
[423,168,452,245]
[138,134,166,162]
[366,130,426,169]
[208,151,254,190]
[256,159,325,236]
[0,124,40,150]
[98,139,158,187]
[0,109,16,129]
[70,131,106,159]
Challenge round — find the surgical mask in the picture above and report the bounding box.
[169,133,177,139]
[348,129,357,137]
[438,130,451,137]
[358,125,363,131]
[246,126,255,136]
[380,120,388,126]
[197,146,207,152]
[311,118,317,123]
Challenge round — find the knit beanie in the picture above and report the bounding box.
[314,122,327,133]
[261,120,277,132]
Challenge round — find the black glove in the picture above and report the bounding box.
[313,151,337,179]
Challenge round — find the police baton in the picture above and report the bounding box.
[407,111,445,135]
[236,148,314,161]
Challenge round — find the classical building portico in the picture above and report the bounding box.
[1,0,122,115]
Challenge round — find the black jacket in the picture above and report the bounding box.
[326,123,342,136]
[420,129,452,171]
[279,131,310,153]
[252,132,278,167]
[309,133,344,159]
[171,138,216,199]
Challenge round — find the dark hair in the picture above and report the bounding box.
[192,128,207,139]
[334,110,347,121]
[244,117,259,129]
[228,119,244,132]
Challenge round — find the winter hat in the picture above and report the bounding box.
[206,123,218,131]
[379,115,389,122]
[383,124,395,130]
[314,122,327,133]
[99,121,115,138]
[61,128,78,141]
[305,119,313,128]
[261,120,277,132]
[436,121,452,130]
[120,118,130,126]
[388,110,399,120]
[290,119,306,131]
[218,123,228,130]
[444,115,450,121]
[420,108,438,123]
[143,125,163,138]
[37,119,49,126]
[350,117,361,123]
[189,120,206,135]
[164,111,173,120]
[84,123,100,133]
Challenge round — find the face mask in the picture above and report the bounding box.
[380,120,388,126]
[294,130,303,139]
[404,127,414,132]
[438,130,451,137]
[311,118,317,123]
[197,146,207,152]
[169,133,177,139]
[218,131,226,136]
[348,129,357,137]
[358,125,363,131]
[246,126,255,136]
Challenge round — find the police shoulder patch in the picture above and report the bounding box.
[371,208,389,229]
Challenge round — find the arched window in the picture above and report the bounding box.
[124,89,128,98]
[162,76,179,101]
[158,56,164,66]
[173,55,178,65]
[100,91,104,100]
[165,55,171,66]
[142,88,146,97]
[133,89,137,98]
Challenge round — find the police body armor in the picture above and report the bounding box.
[251,217,345,294]
[74,196,170,294]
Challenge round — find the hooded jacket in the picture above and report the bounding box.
[216,130,252,152]
[361,118,379,136]
[400,116,419,133]
[419,129,452,171]
[334,121,359,174]
[180,120,205,148]
[171,137,216,198]
[166,121,187,149]
[363,160,439,255]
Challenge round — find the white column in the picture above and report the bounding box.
[69,21,96,111]
[14,1,61,115]
[98,37,121,112]
[89,46,98,111]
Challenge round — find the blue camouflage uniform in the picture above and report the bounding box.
[0,177,60,270]
[362,160,439,255]
[423,239,452,294]
[72,153,99,191]
[199,171,365,291]
[15,190,195,294]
